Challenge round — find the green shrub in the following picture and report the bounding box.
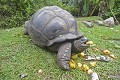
[0,0,74,29]
[102,0,120,23]
[0,0,119,29]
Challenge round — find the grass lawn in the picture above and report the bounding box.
[0,16,120,80]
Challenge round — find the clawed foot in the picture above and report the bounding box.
[57,42,72,70]
[57,59,70,70]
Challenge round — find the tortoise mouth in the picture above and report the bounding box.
[79,38,89,47]
[81,42,88,47]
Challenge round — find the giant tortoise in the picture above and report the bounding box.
[24,6,89,70]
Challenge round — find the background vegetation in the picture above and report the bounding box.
[0,0,120,29]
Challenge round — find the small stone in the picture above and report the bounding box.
[19,73,28,78]
[103,17,115,27]
[100,56,112,62]
[90,72,99,80]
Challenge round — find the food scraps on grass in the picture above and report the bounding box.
[77,62,82,69]
[80,52,86,57]
[71,54,78,60]
[89,62,96,67]
[38,69,43,74]
[82,64,89,71]
[102,50,110,55]
[87,69,93,75]
[69,60,76,69]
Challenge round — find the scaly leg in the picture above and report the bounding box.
[57,42,72,70]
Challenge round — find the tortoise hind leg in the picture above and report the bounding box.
[24,21,29,35]
[57,42,72,70]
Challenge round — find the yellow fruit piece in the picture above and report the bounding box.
[82,64,89,71]
[80,52,85,57]
[109,54,116,59]
[69,60,76,69]
[92,48,99,51]
[89,62,96,67]
[86,41,93,45]
[77,62,82,69]
[102,50,110,55]
[72,54,78,60]
[87,69,93,75]
[38,69,43,74]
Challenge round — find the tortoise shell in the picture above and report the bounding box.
[25,6,83,47]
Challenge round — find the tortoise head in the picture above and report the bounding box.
[72,36,90,53]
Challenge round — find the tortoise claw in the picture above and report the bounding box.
[58,59,70,70]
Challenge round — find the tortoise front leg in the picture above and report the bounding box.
[57,42,72,70]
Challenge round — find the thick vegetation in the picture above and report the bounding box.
[0,0,119,28]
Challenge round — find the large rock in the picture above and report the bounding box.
[103,17,115,27]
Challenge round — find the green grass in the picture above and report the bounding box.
[0,16,120,80]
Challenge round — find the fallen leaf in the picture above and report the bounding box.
[89,62,96,67]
